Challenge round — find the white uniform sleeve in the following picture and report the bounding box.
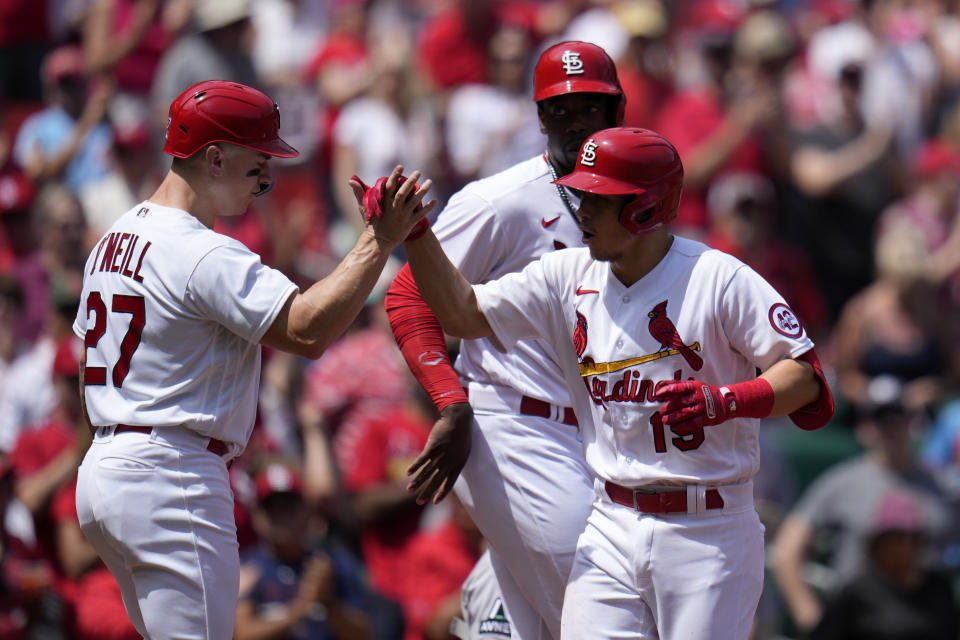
[431,189,508,283]
[718,263,815,372]
[473,258,561,351]
[185,243,298,344]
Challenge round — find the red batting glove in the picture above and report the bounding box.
[352,174,430,240]
[654,378,775,429]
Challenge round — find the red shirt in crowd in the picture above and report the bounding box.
[655,88,764,230]
[401,520,480,640]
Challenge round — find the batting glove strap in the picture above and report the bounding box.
[656,377,774,428]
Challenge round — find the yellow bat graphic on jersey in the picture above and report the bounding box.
[578,342,702,377]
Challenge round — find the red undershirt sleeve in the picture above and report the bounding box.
[384,263,468,412]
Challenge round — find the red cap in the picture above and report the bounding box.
[0,172,36,216]
[912,140,960,179]
[52,336,82,379]
[254,463,303,502]
[872,490,923,535]
[163,80,299,159]
[42,45,87,84]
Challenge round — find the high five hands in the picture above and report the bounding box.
[349,165,435,245]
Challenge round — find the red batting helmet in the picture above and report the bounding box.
[553,127,683,235]
[163,80,299,159]
[533,41,625,125]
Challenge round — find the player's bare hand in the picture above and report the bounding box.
[406,402,473,505]
[349,165,437,247]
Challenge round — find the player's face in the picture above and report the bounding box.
[576,193,636,262]
[538,93,618,174]
[217,146,273,216]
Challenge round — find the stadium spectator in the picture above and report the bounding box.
[771,378,956,635]
[877,138,960,305]
[0,0,50,102]
[609,0,673,128]
[444,25,543,186]
[400,495,483,640]
[149,0,258,123]
[811,489,959,640]
[330,35,439,243]
[236,462,371,640]
[654,0,772,235]
[12,45,115,196]
[704,171,829,340]
[783,53,901,317]
[0,171,40,345]
[82,0,186,99]
[830,217,955,414]
[8,335,91,636]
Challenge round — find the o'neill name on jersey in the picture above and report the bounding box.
[88,231,152,283]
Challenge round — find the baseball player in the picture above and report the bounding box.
[384,41,624,639]
[72,80,432,640]
[397,126,835,640]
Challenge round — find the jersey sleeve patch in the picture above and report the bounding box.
[768,303,803,338]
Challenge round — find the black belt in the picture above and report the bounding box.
[604,480,724,514]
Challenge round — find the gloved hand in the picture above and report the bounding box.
[654,378,774,430]
[352,174,430,240]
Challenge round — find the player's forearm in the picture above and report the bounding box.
[770,517,822,630]
[403,231,493,339]
[759,358,821,417]
[15,450,79,514]
[272,229,393,358]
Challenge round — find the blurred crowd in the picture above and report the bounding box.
[1,0,960,638]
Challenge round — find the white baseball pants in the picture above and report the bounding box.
[561,481,764,640]
[454,407,595,640]
[76,426,238,640]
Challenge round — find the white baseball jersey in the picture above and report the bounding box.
[432,154,593,640]
[435,154,583,404]
[72,201,297,447]
[474,236,815,487]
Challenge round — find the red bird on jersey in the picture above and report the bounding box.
[573,311,588,357]
[647,300,703,371]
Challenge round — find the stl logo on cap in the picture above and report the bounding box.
[561,50,585,75]
[580,139,599,167]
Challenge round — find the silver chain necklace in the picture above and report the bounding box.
[545,156,578,221]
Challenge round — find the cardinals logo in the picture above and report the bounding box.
[573,311,588,357]
[647,300,703,371]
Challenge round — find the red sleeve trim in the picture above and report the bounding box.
[789,349,835,430]
[384,263,468,412]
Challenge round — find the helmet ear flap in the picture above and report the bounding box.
[618,184,683,235]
